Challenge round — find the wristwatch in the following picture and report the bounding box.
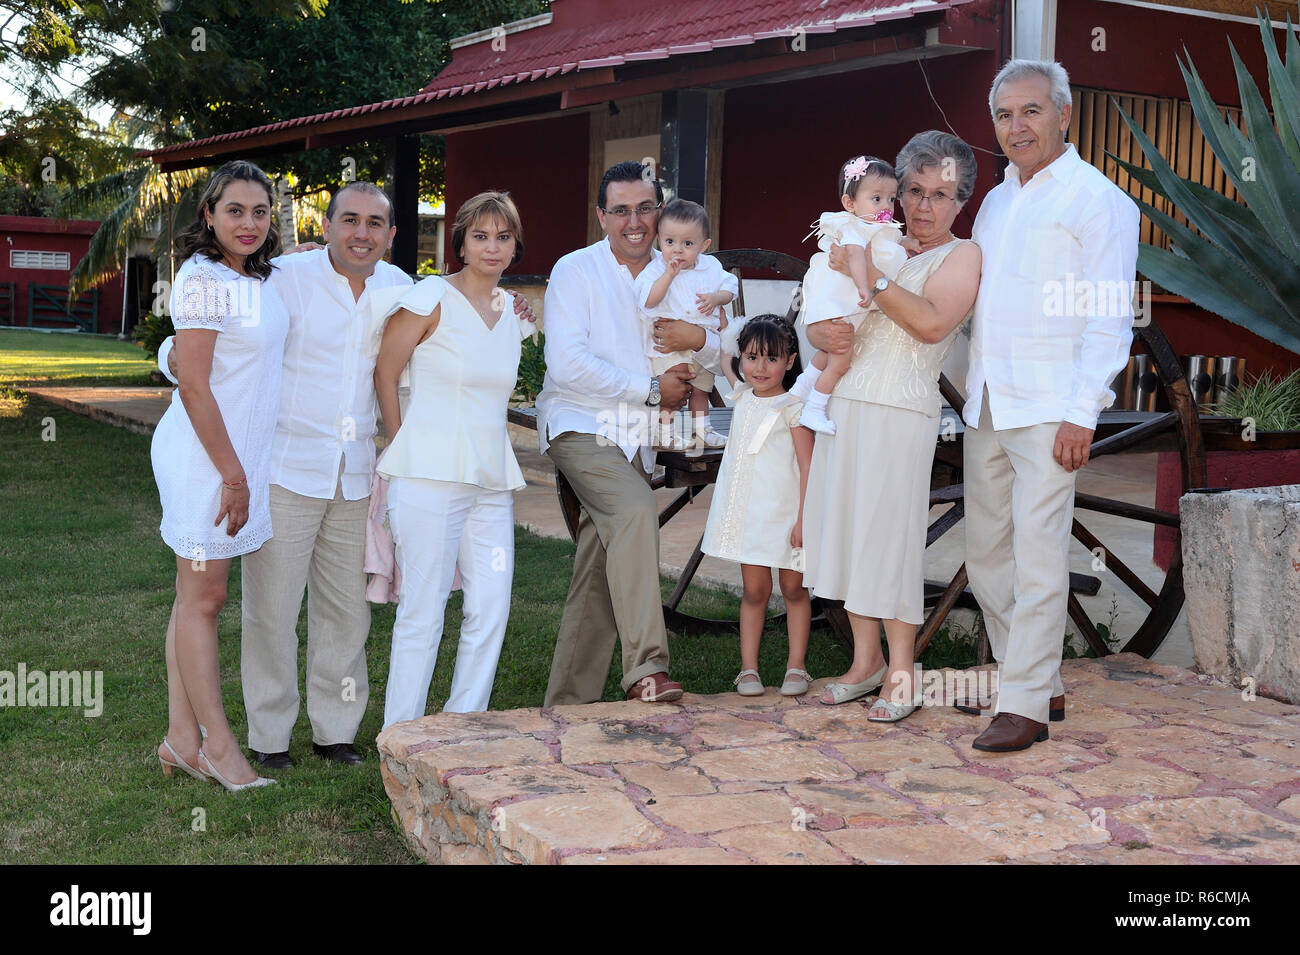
[646,376,662,406]
[872,276,891,295]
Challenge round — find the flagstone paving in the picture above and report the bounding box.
[376,653,1300,865]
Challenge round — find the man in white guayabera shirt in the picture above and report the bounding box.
[538,160,721,705]
[959,59,1139,752]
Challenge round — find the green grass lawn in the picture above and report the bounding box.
[0,389,872,863]
[0,328,157,387]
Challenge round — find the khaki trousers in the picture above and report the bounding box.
[241,478,370,751]
[544,431,670,705]
[964,388,1074,725]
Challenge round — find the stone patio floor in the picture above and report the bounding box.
[377,654,1300,865]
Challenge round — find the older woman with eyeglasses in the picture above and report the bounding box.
[802,130,983,720]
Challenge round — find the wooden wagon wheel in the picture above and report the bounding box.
[913,319,1208,660]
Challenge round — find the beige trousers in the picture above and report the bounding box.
[241,478,370,751]
[544,431,670,705]
[964,388,1073,725]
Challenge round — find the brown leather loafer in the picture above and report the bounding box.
[954,693,1065,722]
[971,713,1049,752]
[626,672,683,703]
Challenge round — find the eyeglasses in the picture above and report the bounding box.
[903,186,955,208]
[599,202,662,219]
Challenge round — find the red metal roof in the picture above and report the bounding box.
[142,0,966,161]
[429,0,966,93]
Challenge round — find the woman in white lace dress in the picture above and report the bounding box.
[802,132,982,720]
[151,161,289,791]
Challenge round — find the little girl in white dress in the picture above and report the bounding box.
[701,314,815,697]
[793,155,911,435]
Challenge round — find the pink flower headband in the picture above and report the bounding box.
[842,156,870,182]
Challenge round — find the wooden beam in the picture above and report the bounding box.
[391,135,420,274]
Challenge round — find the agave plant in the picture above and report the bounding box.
[1109,8,1300,356]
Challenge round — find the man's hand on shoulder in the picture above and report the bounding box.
[1054,422,1094,472]
[507,289,537,325]
[281,242,324,255]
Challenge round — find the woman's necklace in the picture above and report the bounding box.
[450,276,501,324]
[914,231,956,253]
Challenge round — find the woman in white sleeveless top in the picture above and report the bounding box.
[151,161,288,791]
[803,132,983,719]
[371,192,533,727]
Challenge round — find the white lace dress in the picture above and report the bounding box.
[801,211,907,328]
[151,256,289,560]
[701,384,805,571]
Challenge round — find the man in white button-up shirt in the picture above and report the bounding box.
[538,161,721,705]
[962,60,1140,752]
[162,183,411,767]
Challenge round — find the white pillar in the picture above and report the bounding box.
[1013,0,1057,60]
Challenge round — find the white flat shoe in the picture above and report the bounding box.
[733,669,765,697]
[820,664,887,705]
[655,427,690,451]
[798,405,836,435]
[780,668,813,696]
[695,427,727,449]
[198,748,277,792]
[867,698,918,723]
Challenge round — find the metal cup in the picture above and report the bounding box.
[1182,355,1217,411]
[1213,356,1246,405]
[1123,354,1159,412]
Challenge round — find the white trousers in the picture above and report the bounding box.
[382,477,514,728]
[242,481,370,752]
[964,388,1074,724]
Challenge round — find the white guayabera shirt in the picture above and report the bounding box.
[966,143,1140,432]
[159,248,413,500]
[536,237,723,471]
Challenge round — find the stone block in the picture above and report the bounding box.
[562,847,748,864]
[559,721,689,764]
[1111,795,1300,863]
[938,797,1109,857]
[713,824,851,864]
[1181,485,1300,704]
[650,791,795,832]
[496,791,664,864]
[824,824,1001,864]
[691,742,855,783]
[616,763,715,797]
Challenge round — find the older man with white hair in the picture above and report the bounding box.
[959,59,1140,751]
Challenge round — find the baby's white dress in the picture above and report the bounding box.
[151,256,289,560]
[701,383,805,571]
[800,211,907,328]
[635,253,738,390]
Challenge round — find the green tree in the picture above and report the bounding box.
[52,0,547,294]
